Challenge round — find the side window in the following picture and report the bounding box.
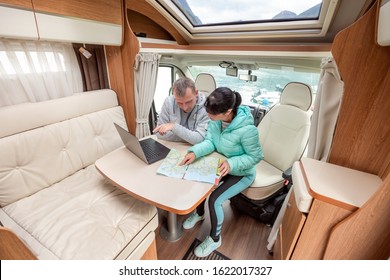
[154,66,173,114]
[154,65,184,114]
[149,65,180,132]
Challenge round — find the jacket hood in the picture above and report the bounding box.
[196,92,207,108]
[225,106,254,131]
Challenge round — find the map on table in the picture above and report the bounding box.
[156,148,221,185]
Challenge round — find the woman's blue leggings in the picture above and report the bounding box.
[196,173,255,240]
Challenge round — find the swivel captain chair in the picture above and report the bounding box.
[231,82,312,224]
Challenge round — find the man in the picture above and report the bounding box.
[153,77,209,145]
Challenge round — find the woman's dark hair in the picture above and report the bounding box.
[204,87,242,116]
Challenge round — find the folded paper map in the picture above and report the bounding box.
[157,148,221,185]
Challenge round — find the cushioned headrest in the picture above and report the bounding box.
[0,89,118,138]
[280,82,312,111]
[195,73,216,96]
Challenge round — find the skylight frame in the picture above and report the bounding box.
[171,0,322,28]
[150,0,339,39]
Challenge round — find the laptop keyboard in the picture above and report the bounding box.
[140,138,166,159]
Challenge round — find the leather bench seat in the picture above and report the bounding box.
[0,90,158,259]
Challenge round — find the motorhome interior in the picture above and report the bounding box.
[0,0,389,261]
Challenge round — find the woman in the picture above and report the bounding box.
[179,87,263,258]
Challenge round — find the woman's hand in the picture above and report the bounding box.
[218,160,230,177]
[179,152,196,166]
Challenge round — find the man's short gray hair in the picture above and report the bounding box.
[173,77,196,97]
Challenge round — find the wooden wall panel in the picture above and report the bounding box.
[33,0,122,25]
[291,199,352,260]
[106,0,138,134]
[324,175,390,259]
[329,1,390,178]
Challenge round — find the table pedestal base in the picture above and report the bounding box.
[159,211,183,242]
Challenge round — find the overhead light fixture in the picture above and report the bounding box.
[79,45,92,59]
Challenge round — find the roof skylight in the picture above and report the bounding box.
[171,0,322,27]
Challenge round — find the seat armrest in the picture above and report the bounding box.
[282,166,292,180]
[282,167,293,191]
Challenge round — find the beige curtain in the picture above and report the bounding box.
[134,53,160,138]
[307,57,344,161]
[0,39,83,107]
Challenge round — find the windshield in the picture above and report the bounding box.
[187,65,319,109]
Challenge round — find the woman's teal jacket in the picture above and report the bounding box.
[188,106,264,176]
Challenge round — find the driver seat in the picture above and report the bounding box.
[195,73,216,97]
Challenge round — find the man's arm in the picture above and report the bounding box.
[172,111,209,145]
[154,97,181,142]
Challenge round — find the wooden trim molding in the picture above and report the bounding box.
[140,42,332,53]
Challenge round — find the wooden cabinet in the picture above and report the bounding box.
[0,0,32,9]
[277,190,306,260]
[32,0,122,25]
[0,1,37,40]
[275,158,382,259]
[0,0,123,45]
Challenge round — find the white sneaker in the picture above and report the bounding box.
[194,236,222,258]
[183,212,205,229]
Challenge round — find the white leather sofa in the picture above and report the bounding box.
[0,89,158,260]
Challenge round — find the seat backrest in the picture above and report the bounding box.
[195,73,216,97]
[258,82,312,171]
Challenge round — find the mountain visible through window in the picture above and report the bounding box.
[172,0,322,26]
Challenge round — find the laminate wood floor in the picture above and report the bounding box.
[155,200,274,260]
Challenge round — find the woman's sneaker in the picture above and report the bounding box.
[194,236,222,258]
[183,212,205,229]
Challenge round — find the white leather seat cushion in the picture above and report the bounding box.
[0,89,119,138]
[242,160,284,200]
[1,164,158,259]
[259,105,311,172]
[0,106,127,207]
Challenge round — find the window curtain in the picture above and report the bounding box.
[307,57,344,161]
[0,39,83,107]
[72,44,109,91]
[134,53,160,138]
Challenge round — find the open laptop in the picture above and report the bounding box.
[114,123,170,164]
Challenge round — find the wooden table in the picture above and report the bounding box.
[95,138,221,242]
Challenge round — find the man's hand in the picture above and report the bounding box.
[179,152,196,166]
[153,123,175,135]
